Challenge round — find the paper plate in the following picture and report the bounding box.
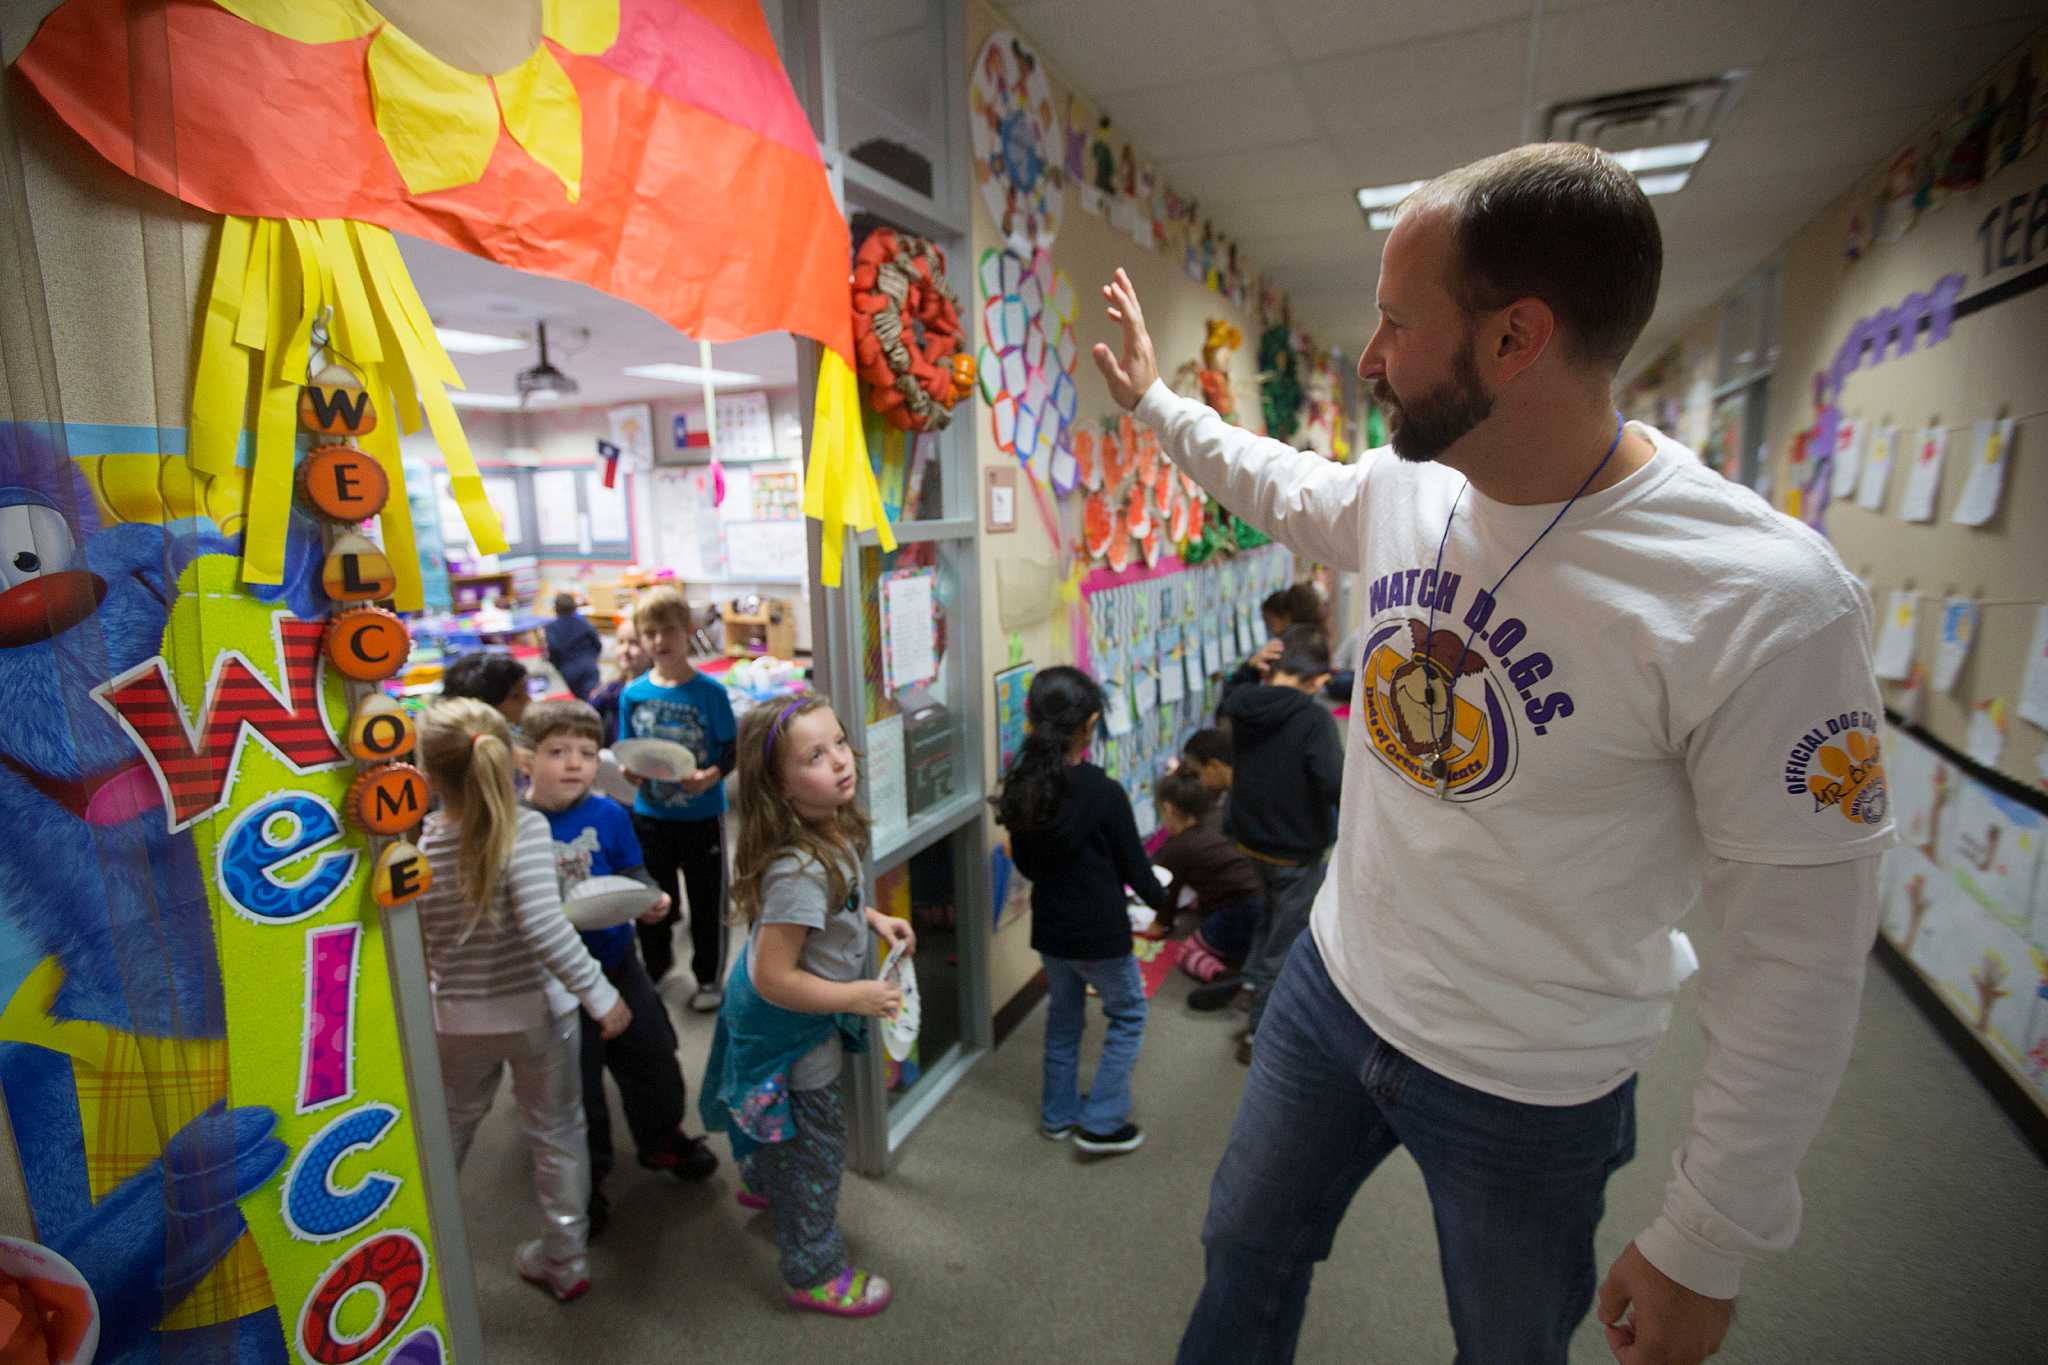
[594,749,639,804]
[877,941,921,1062]
[564,875,662,931]
[615,737,696,783]
[0,1235,99,1364]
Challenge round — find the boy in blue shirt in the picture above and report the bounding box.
[525,699,719,1236]
[619,584,738,1005]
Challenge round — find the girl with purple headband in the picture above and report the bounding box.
[698,695,914,1318]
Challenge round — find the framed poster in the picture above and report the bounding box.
[994,662,1035,773]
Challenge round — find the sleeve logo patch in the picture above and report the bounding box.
[1784,712,1888,826]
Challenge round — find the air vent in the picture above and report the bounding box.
[1540,71,1747,157]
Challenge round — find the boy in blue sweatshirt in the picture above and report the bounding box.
[525,700,719,1235]
[618,584,738,1003]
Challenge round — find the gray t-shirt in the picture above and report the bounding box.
[749,848,867,1089]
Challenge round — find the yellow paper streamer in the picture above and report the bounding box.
[189,212,505,587]
[803,348,892,587]
[190,215,253,476]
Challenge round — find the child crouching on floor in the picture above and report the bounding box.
[700,696,913,1318]
[1154,768,1265,994]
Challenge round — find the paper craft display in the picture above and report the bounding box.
[877,940,921,1063]
[970,30,1064,255]
[1872,590,1919,682]
[1952,417,2014,527]
[564,875,663,931]
[866,714,909,842]
[20,0,892,587]
[1933,598,1980,693]
[1900,424,1948,522]
[976,249,1079,474]
[606,403,654,470]
[1854,424,1895,510]
[2019,605,2048,733]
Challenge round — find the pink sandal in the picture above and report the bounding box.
[786,1266,892,1318]
[736,1185,769,1210]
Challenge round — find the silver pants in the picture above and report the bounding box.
[438,1011,591,1273]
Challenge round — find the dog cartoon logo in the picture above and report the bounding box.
[1783,713,1887,827]
[1358,619,1518,802]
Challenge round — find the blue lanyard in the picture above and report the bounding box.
[1421,411,1626,796]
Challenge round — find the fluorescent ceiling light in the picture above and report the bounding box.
[446,392,527,409]
[623,363,765,387]
[1355,179,1425,212]
[434,326,527,354]
[1636,171,1692,196]
[1366,208,1399,231]
[1608,140,1710,174]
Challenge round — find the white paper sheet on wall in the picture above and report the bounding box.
[587,473,630,544]
[533,469,582,547]
[2019,605,2048,732]
[867,714,908,841]
[1951,417,2014,527]
[721,519,806,583]
[1933,598,1979,694]
[1854,424,1894,510]
[1872,590,1919,682]
[1899,425,1947,523]
[1829,418,1863,499]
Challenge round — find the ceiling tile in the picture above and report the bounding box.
[1197,188,1373,239]
[1297,22,1532,135]
[1530,0,1798,106]
[1001,0,1290,99]
[1707,102,1948,179]
[1158,138,1349,206]
[1325,100,1525,187]
[1774,0,2048,58]
[1738,19,2043,124]
[1257,0,1530,64]
[1103,69,1322,160]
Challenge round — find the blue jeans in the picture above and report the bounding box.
[1241,856,1327,1034]
[1040,953,1148,1134]
[1178,935,1637,1365]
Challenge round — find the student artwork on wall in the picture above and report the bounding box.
[976,248,1079,475]
[1951,416,2015,527]
[970,29,1064,256]
[1878,729,2048,1110]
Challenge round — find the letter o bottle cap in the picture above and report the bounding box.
[326,607,410,682]
[346,693,416,762]
[300,446,389,522]
[348,763,429,836]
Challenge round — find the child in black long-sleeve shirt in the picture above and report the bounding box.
[1218,632,1342,1061]
[1000,667,1173,1157]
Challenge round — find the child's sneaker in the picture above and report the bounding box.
[786,1266,892,1318]
[736,1184,769,1210]
[1074,1122,1144,1156]
[514,1239,590,1303]
[1187,977,1243,1012]
[640,1132,720,1181]
[689,986,724,1013]
[1041,1121,1076,1141]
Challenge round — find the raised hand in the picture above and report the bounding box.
[1091,267,1160,411]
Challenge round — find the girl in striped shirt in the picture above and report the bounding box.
[416,698,631,1303]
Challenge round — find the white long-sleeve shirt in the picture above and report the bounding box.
[416,807,621,1035]
[1137,379,1892,1298]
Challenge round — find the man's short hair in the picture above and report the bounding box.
[634,583,691,636]
[1183,727,1233,766]
[1272,625,1332,681]
[1156,768,1217,822]
[523,699,604,748]
[1403,143,1661,374]
[440,650,528,707]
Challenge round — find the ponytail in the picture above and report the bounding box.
[418,698,521,940]
[994,666,1104,832]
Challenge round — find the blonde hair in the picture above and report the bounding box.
[729,697,869,926]
[634,583,691,637]
[418,698,521,939]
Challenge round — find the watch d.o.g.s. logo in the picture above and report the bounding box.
[1359,619,1519,802]
[1784,712,1888,825]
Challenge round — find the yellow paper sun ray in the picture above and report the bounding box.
[496,44,583,202]
[190,212,507,606]
[804,347,893,587]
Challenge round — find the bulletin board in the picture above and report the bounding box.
[648,459,806,585]
[1766,80,2047,794]
[1076,544,1294,836]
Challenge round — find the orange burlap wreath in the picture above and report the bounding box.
[852,227,973,432]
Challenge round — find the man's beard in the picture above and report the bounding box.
[1373,341,1492,463]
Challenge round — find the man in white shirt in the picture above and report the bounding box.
[1092,144,1891,1365]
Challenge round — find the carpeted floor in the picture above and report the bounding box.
[456,912,2048,1363]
